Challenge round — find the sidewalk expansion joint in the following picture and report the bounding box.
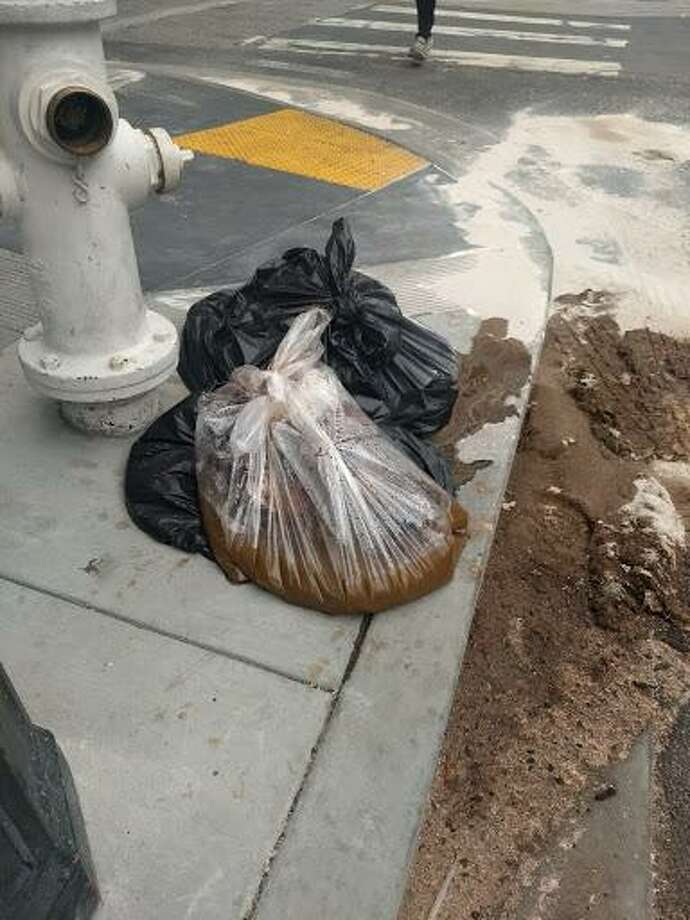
[0,572,337,694]
[242,613,373,920]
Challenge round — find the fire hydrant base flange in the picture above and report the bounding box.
[18,310,178,404]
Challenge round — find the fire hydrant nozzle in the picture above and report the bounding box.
[46,85,115,155]
[0,0,194,435]
[147,127,195,194]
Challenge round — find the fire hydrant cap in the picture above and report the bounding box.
[147,127,194,193]
[0,0,116,24]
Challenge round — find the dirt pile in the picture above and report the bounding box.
[400,298,690,920]
[564,305,690,462]
[589,476,688,639]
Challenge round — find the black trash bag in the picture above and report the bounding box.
[381,423,455,494]
[179,218,458,436]
[125,394,212,559]
[125,396,455,559]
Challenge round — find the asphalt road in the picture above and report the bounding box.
[104,0,690,141]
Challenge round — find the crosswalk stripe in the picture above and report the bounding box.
[371,5,631,31]
[567,20,630,31]
[315,17,628,48]
[260,37,622,76]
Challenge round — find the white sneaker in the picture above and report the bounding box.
[408,35,433,63]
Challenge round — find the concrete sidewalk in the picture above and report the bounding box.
[0,69,551,919]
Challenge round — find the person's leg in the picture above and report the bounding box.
[416,0,436,39]
[410,0,436,61]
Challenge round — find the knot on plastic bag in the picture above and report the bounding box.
[228,310,333,455]
[264,369,289,402]
[329,298,400,365]
[229,393,279,455]
[331,288,360,325]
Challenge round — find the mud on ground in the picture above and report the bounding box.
[400,294,690,920]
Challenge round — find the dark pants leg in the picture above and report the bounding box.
[416,0,436,38]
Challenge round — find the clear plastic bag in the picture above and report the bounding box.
[196,308,467,615]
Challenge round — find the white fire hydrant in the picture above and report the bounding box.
[0,0,193,434]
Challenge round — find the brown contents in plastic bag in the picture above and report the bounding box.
[201,495,468,615]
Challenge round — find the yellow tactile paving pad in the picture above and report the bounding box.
[175,108,427,191]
